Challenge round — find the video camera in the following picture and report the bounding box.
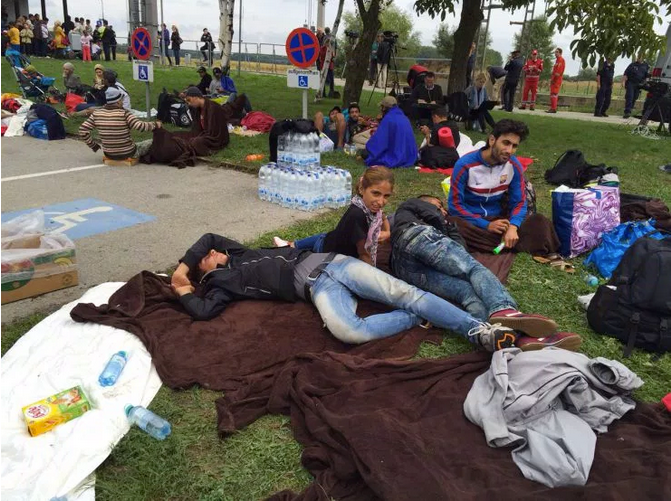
[383,30,399,44]
[344,30,359,39]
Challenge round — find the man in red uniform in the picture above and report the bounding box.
[546,48,565,113]
[520,49,543,110]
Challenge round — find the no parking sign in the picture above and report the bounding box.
[131,27,152,61]
[285,28,320,118]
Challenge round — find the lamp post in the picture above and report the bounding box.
[237,0,242,76]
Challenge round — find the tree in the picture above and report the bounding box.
[512,16,555,80]
[546,0,670,67]
[576,67,597,81]
[338,3,422,69]
[433,23,455,59]
[317,0,345,99]
[340,0,383,105]
[218,0,235,70]
[417,45,441,59]
[414,0,670,92]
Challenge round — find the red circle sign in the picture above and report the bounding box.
[285,28,320,69]
[131,27,153,61]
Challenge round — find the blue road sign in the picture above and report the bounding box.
[298,75,308,88]
[138,65,148,81]
[131,27,152,61]
[1,198,155,240]
[285,28,319,68]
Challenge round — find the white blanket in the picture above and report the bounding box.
[1,283,162,501]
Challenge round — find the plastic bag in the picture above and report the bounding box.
[319,132,334,153]
[1,210,45,239]
[583,220,664,279]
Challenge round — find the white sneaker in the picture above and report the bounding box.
[273,236,290,247]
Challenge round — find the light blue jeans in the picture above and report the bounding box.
[310,256,481,344]
[391,225,516,321]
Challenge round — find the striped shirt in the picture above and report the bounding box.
[79,107,155,158]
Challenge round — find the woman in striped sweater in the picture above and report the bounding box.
[79,87,161,160]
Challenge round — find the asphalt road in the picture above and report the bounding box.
[1,137,320,323]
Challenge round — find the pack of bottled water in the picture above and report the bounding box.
[277,131,321,171]
[258,162,352,212]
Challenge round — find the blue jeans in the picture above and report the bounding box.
[391,225,516,321]
[310,256,481,344]
[294,233,326,252]
[624,81,641,114]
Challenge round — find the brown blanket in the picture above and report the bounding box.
[215,350,671,501]
[70,272,443,390]
[141,95,244,168]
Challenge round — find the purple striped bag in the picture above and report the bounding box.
[552,185,620,258]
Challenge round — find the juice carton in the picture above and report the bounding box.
[22,386,91,437]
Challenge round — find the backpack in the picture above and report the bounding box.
[544,150,586,187]
[268,119,317,162]
[157,88,192,128]
[545,149,618,188]
[587,236,671,357]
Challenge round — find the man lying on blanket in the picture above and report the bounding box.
[171,233,517,350]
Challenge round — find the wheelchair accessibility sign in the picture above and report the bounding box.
[133,60,154,83]
[287,69,319,90]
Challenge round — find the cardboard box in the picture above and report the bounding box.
[22,386,91,436]
[1,233,78,304]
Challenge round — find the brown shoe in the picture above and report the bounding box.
[545,109,557,114]
[489,309,558,337]
[516,332,582,352]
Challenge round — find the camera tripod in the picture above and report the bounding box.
[631,85,670,139]
[367,42,402,105]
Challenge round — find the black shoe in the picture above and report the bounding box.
[602,113,608,117]
[468,323,518,352]
[545,109,557,114]
[623,113,631,119]
[594,113,602,117]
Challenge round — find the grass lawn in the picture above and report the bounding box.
[2,57,671,500]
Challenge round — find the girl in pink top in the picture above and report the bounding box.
[80,31,92,61]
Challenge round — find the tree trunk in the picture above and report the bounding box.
[317,0,345,99]
[448,0,483,94]
[342,0,382,106]
[218,0,235,71]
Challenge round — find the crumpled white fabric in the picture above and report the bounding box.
[129,107,158,118]
[1,283,163,501]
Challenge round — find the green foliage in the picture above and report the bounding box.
[576,67,598,81]
[484,49,503,68]
[513,15,555,80]
[547,0,669,67]
[417,45,441,59]
[338,3,422,69]
[433,23,456,58]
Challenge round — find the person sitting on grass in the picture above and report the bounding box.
[418,105,460,169]
[193,66,213,96]
[468,72,497,133]
[345,102,376,150]
[363,96,418,169]
[208,66,252,114]
[390,195,582,351]
[62,62,82,93]
[448,119,560,256]
[78,86,160,160]
[314,105,347,149]
[273,166,393,266]
[171,232,519,351]
[141,86,241,167]
[102,69,131,110]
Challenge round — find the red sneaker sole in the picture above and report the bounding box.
[490,316,558,338]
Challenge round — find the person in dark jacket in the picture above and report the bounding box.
[107,25,117,60]
[390,196,579,350]
[171,25,182,65]
[100,20,114,61]
[170,232,519,351]
[594,57,615,117]
[418,105,460,168]
[200,28,214,65]
[160,23,172,65]
[622,54,649,118]
[193,66,213,95]
[502,50,524,112]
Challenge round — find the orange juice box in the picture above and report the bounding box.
[22,386,91,437]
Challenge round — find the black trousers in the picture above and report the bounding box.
[102,42,110,61]
[470,103,497,131]
[595,85,612,116]
[502,82,518,111]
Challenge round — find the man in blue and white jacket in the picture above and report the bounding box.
[448,119,560,255]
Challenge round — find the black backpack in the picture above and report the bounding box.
[545,150,618,188]
[157,88,192,128]
[587,236,671,357]
[268,119,317,162]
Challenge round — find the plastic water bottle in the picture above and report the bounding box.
[344,170,352,201]
[289,169,299,209]
[584,274,599,287]
[277,134,286,168]
[258,164,268,201]
[125,405,171,440]
[98,351,128,387]
[334,170,346,207]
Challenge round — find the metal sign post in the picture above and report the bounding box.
[287,69,320,119]
[285,28,320,118]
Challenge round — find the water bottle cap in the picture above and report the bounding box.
[118,351,127,358]
[124,404,133,416]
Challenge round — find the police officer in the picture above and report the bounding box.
[502,50,524,112]
[622,53,650,118]
[594,56,615,117]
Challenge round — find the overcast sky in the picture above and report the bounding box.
[29,0,669,76]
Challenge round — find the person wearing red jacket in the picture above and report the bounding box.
[546,48,565,113]
[520,49,543,110]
